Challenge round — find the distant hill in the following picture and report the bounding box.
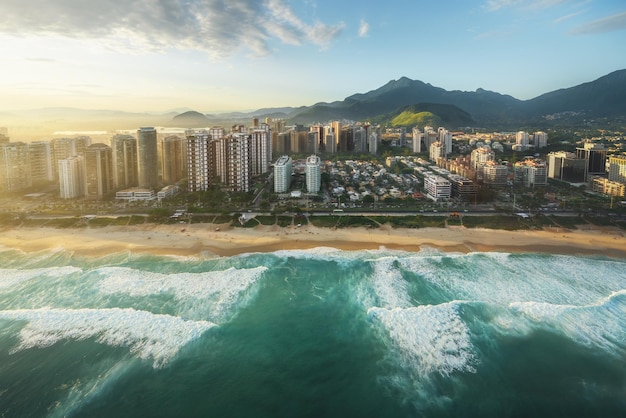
[288,70,626,127]
[526,69,626,118]
[171,110,210,127]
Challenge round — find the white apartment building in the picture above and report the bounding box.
[471,147,495,172]
[429,141,444,162]
[439,128,452,155]
[412,127,423,153]
[305,154,322,193]
[58,156,85,199]
[186,130,213,192]
[424,174,451,202]
[608,155,626,184]
[516,131,529,147]
[274,155,292,193]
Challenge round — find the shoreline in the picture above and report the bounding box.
[0,223,625,259]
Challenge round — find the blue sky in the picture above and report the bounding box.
[0,0,624,113]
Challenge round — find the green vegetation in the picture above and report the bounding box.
[392,111,441,128]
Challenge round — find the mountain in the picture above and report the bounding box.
[525,69,626,118]
[288,70,626,127]
[171,110,210,127]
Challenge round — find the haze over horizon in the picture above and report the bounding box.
[1,0,625,114]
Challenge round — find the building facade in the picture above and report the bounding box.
[58,156,85,199]
[0,142,31,192]
[28,141,54,183]
[608,154,626,184]
[137,127,158,189]
[84,143,113,200]
[161,135,184,185]
[305,154,322,193]
[111,134,138,189]
[274,155,292,193]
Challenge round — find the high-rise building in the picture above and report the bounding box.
[52,136,91,178]
[608,154,626,184]
[84,143,113,200]
[516,131,529,147]
[423,126,437,150]
[424,174,451,201]
[58,156,85,199]
[137,127,158,189]
[0,142,31,192]
[111,134,138,189]
[324,132,336,154]
[224,133,252,192]
[309,125,323,152]
[307,132,319,155]
[471,147,495,172]
[439,128,452,155]
[250,124,272,176]
[482,162,508,185]
[591,177,625,197]
[514,159,547,187]
[274,155,292,193]
[547,151,586,183]
[412,127,423,153]
[429,141,444,162]
[28,141,54,183]
[305,154,321,193]
[186,130,214,192]
[533,132,548,148]
[576,142,607,181]
[161,135,184,185]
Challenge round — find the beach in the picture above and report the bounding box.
[1,222,624,258]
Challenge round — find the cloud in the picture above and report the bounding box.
[554,10,585,23]
[484,0,569,12]
[0,0,344,58]
[570,11,626,35]
[358,20,370,37]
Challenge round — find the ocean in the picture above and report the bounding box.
[0,246,625,417]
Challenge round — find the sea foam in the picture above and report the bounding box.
[96,266,267,322]
[368,302,476,377]
[0,267,82,290]
[0,308,215,368]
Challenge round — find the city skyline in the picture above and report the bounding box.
[1,0,625,113]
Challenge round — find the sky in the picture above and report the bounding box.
[0,0,625,114]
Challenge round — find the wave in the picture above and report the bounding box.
[369,257,412,309]
[368,302,476,377]
[0,308,215,368]
[508,289,626,356]
[96,266,267,323]
[396,252,626,306]
[0,266,82,291]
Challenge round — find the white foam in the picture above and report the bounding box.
[368,302,476,377]
[370,257,412,309]
[397,253,626,307]
[0,267,82,290]
[97,266,267,322]
[509,290,626,355]
[0,308,215,368]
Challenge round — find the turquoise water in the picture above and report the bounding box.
[0,246,625,417]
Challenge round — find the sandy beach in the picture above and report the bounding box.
[0,222,625,258]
